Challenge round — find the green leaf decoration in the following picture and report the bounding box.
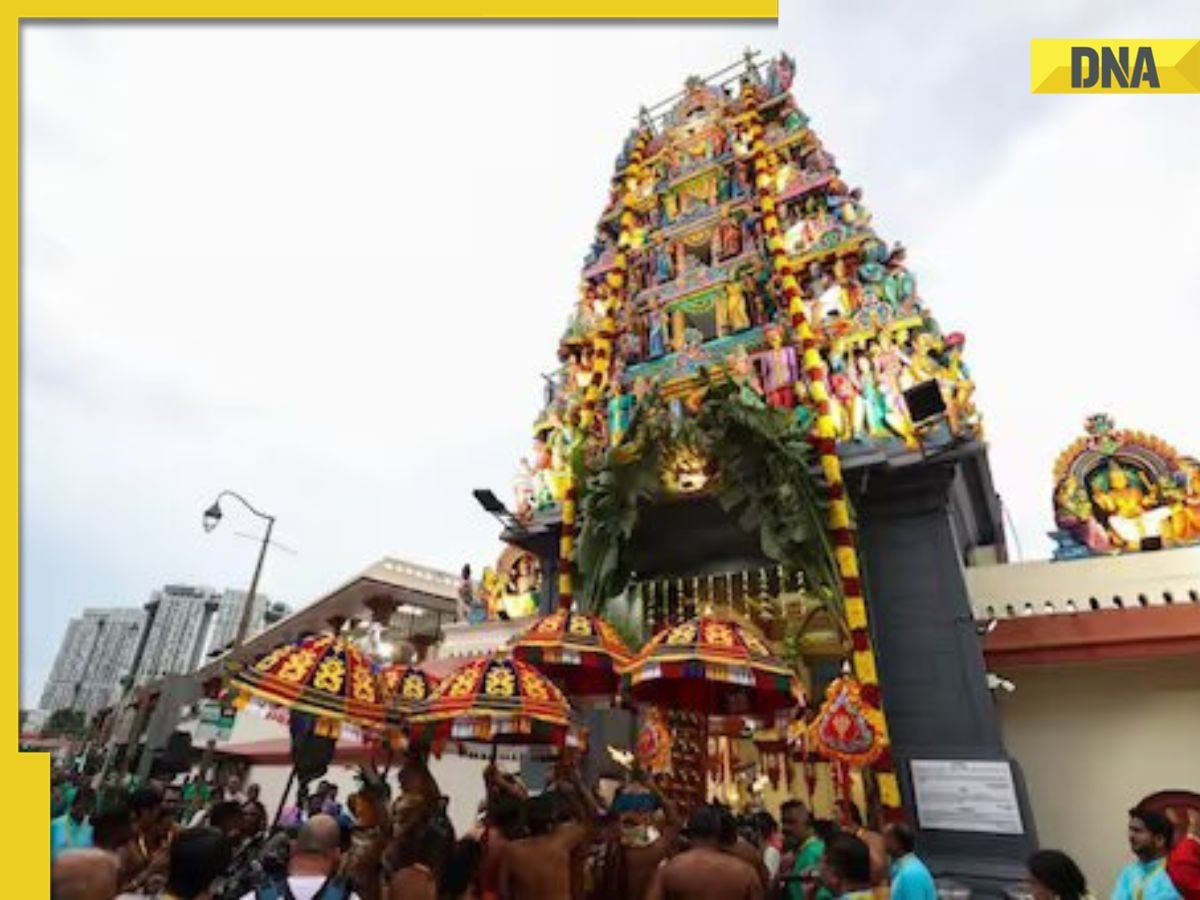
[575,376,842,615]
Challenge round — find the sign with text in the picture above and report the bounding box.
[911,759,1024,834]
[1031,39,1200,93]
[194,700,236,744]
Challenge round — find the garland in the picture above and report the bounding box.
[740,79,902,819]
[559,128,651,612]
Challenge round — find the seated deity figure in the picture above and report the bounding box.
[1091,462,1173,549]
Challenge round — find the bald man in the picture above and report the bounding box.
[52,848,119,900]
[241,814,360,900]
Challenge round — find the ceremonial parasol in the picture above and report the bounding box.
[511,610,634,699]
[227,632,388,732]
[405,654,581,751]
[379,663,441,725]
[624,614,801,720]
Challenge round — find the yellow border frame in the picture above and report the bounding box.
[12,8,778,894]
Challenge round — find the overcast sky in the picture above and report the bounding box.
[21,3,1200,705]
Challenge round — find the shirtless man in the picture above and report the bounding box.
[388,817,455,900]
[597,776,682,900]
[480,765,529,900]
[118,786,176,893]
[498,768,596,900]
[51,849,119,900]
[838,802,888,889]
[645,805,764,900]
[386,751,442,872]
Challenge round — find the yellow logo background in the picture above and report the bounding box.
[1031,39,1200,93]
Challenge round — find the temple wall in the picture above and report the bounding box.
[993,656,1200,895]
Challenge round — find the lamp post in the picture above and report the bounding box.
[203,490,275,651]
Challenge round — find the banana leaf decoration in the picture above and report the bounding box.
[576,374,842,619]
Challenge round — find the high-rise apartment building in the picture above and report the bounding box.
[39,607,146,718]
[134,583,272,684]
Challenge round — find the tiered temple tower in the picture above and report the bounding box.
[488,51,1034,895]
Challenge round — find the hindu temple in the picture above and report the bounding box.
[461,49,1031,895]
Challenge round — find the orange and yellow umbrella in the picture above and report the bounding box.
[624,614,800,720]
[228,633,388,732]
[511,610,633,700]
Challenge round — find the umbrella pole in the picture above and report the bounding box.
[273,764,297,828]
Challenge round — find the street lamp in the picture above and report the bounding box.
[202,490,275,651]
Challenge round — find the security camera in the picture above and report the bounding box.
[986,673,1016,693]
[975,617,998,637]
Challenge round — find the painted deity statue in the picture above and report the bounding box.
[907,333,943,384]
[725,346,765,406]
[1165,459,1200,543]
[940,332,978,436]
[881,246,916,309]
[647,307,667,358]
[514,459,535,520]
[619,329,643,366]
[712,217,742,261]
[765,53,795,96]
[759,325,798,409]
[851,352,890,440]
[827,342,859,442]
[870,334,917,447]
[1055,477,1113,554]
[1091,463,1173,549]
[828,187,870,228]
[528,435,556,509]
[608,383,634,448]
[655,243,675,284]
[723,279,753,334]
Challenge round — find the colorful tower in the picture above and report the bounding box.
[498,51,1032,889]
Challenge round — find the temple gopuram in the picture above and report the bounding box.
[466,50,1032,895]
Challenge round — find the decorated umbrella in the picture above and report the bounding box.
[227,632,389,733]
[405,654,582,754]
[379,663,441,725]
[510,610,634,700]
[624,614,801,720]
[227,632,390,825]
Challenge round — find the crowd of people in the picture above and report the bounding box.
[50,761,1200,900]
